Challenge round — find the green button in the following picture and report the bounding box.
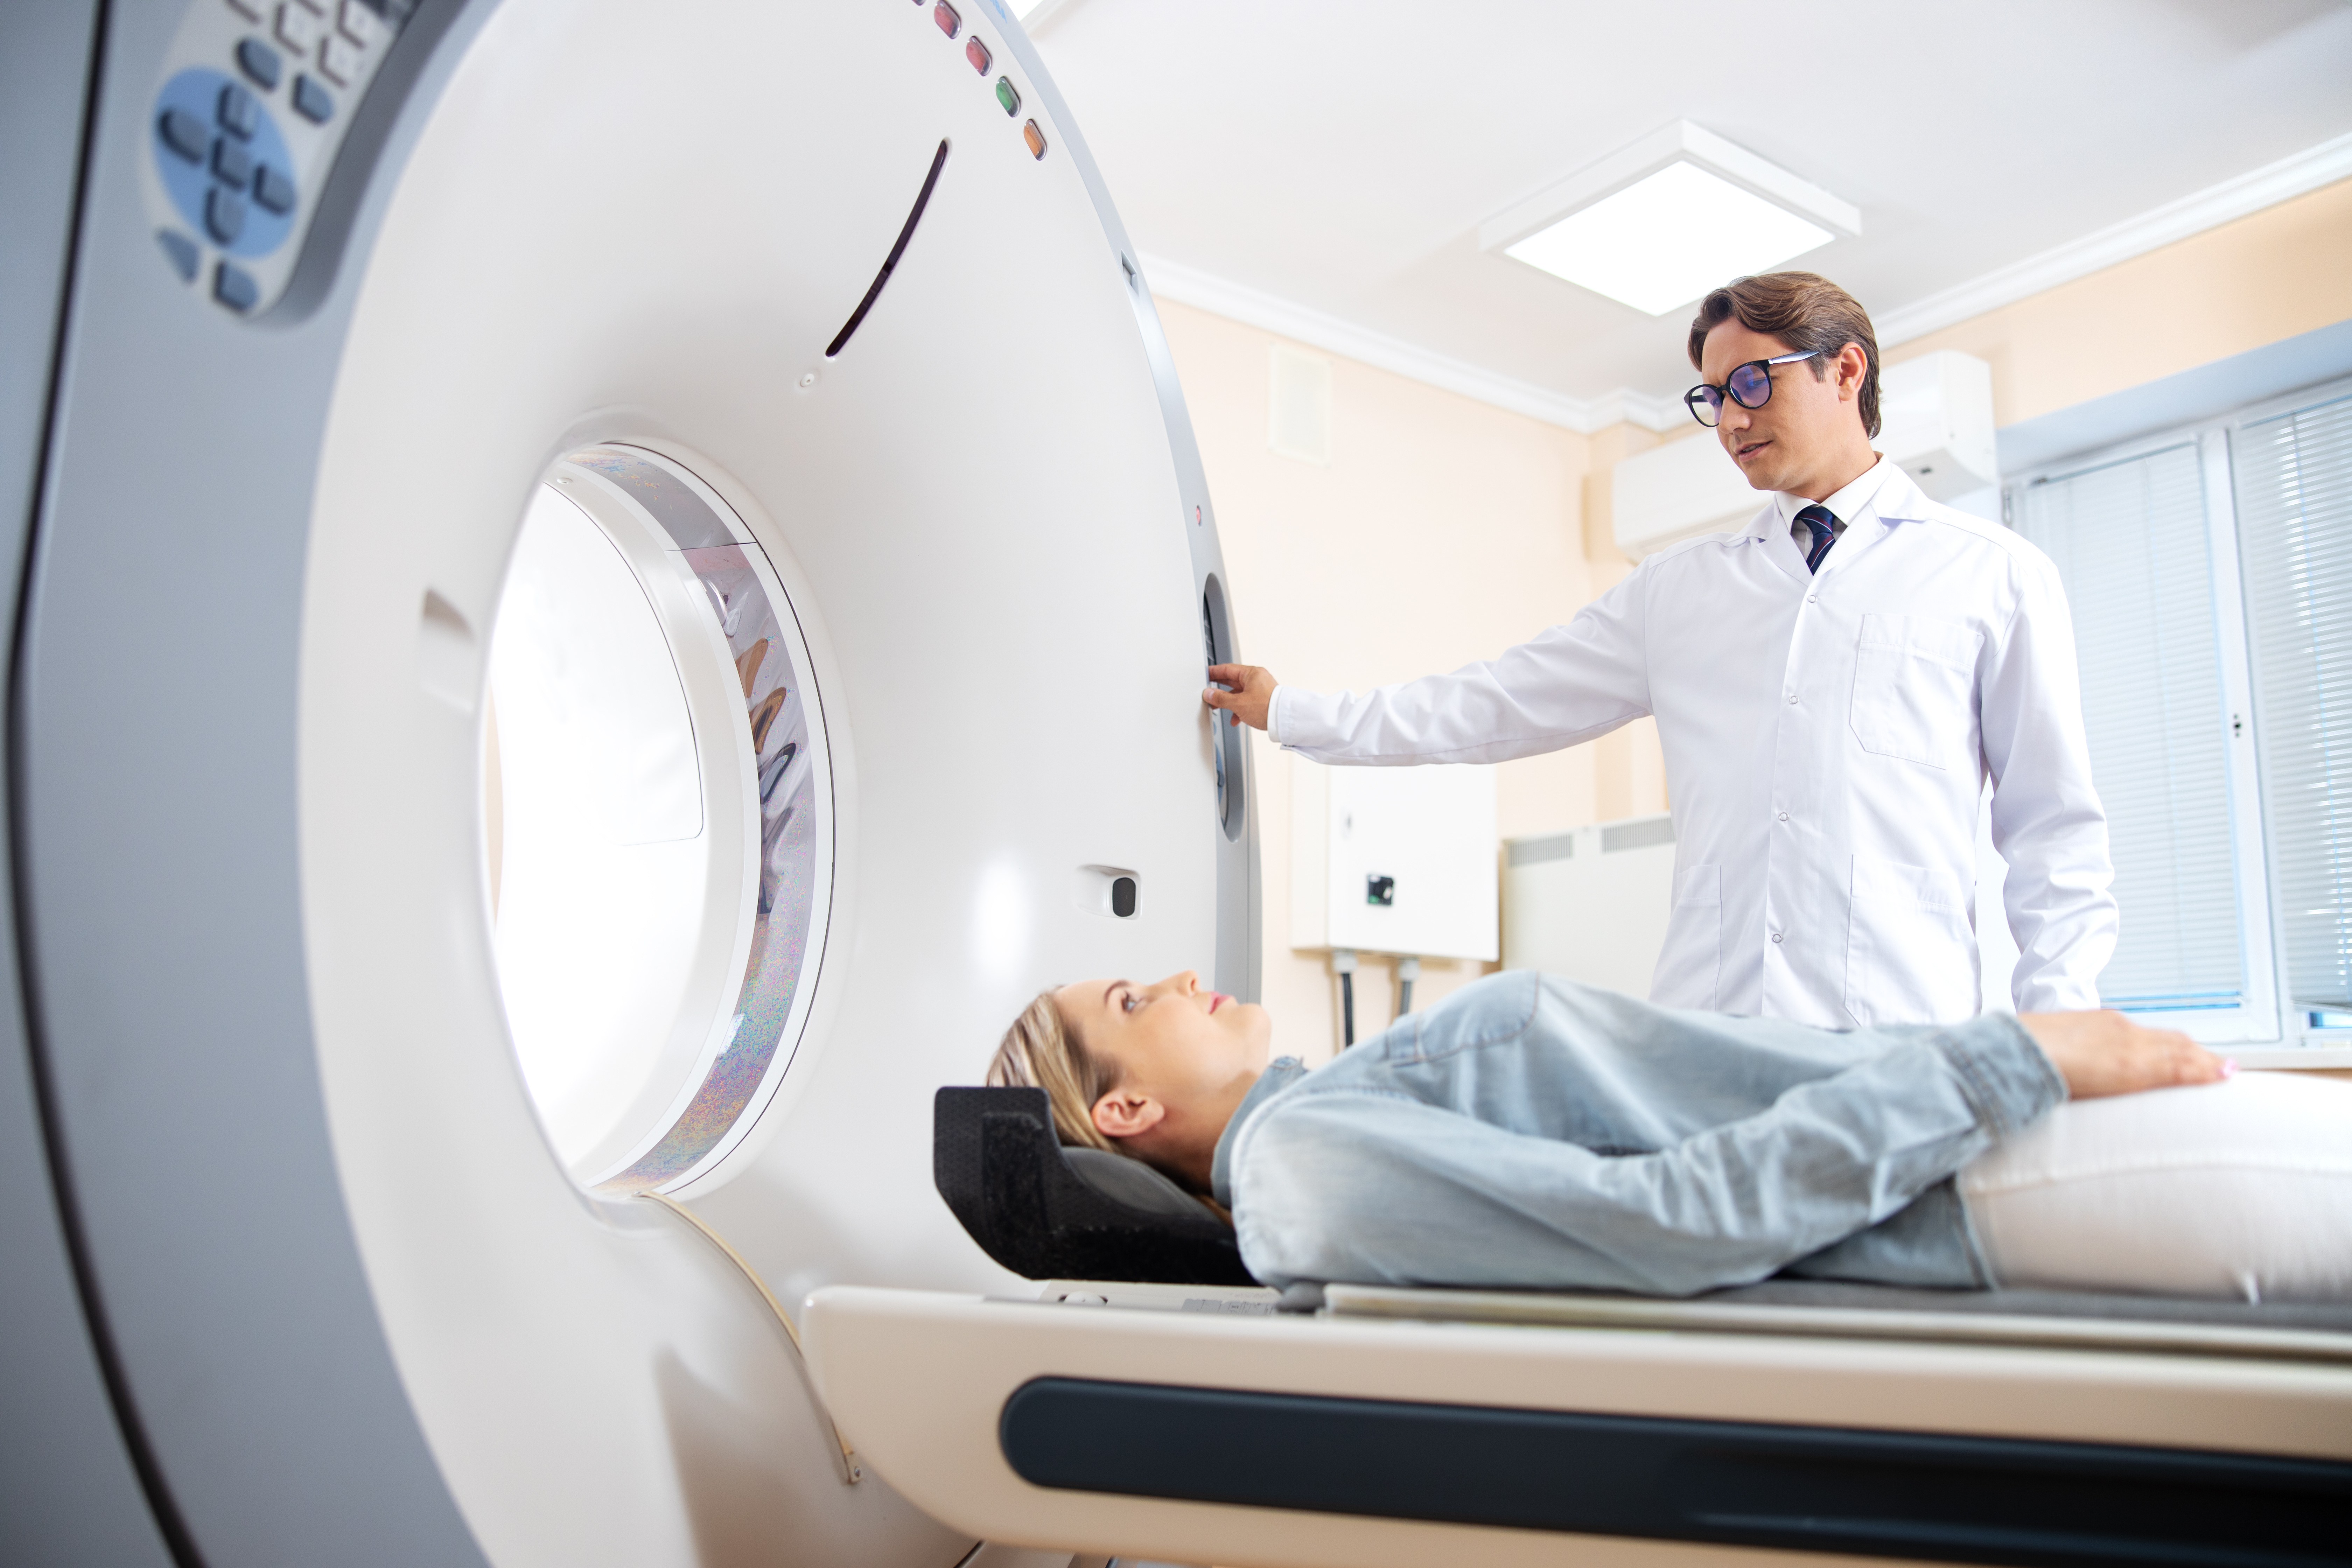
[995,77,1020,117]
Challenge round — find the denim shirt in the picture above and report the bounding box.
[1210,971,2064,1296]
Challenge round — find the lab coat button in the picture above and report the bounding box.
[1778,811,1790,822]
[1807,594,1818,603]
[1786,693,1799,705]
[1770,931,1784,943]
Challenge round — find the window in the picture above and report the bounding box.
[2235,390,2352,1024]
[2006,378,2352,1052]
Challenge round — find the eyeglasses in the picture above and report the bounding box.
[1685,350,1820,427]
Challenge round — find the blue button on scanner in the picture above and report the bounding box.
[236,37,282,91]
[205,185,246,245]
[292,75,334,124]
[218,83,258,139]
[159,108,209,162]
[214,261,259,313]
[251,163,296,216]
[212,137,252,189]
[156,229,200,282]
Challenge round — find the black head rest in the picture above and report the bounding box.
[933,1086,1256,1286]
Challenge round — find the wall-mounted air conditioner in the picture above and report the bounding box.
[1610,349,1998,561]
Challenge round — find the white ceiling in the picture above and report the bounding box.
[1031,0,2352,421]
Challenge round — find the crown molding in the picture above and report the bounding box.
[1877,130,2352,348]
[1141,130,2351,434]
[1138,254,1682,434]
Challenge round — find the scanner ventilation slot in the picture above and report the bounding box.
[825,139,950,359]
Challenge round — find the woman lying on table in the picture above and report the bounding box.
[987,969,2352,1302]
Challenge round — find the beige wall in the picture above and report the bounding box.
[1159,300,1665,1059]
[1886,176,2352,426]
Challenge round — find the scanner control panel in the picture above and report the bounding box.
[145,0,413,316]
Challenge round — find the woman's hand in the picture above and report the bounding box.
[1203,663,1278,730]
[2019,1009,2232,1099]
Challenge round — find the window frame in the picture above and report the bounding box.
[2001,376,2352,1065]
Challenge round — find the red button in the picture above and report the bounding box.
[965,36,990,72]
[933,1,959,38]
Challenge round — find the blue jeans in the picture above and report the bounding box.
[1214,971,2065,1295]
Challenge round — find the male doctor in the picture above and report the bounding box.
[1204,271,2116,1027]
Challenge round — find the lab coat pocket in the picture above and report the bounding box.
[1845,854,1978,1027]
[1849,614,1981,769]
[1650,863,1721,1010]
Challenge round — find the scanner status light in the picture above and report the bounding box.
[933,1,959,38]
[966,37,990,73]
[1023,119,1047,159]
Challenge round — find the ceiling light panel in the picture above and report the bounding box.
[1504,160,1835,316]
[1483,121,1858,317]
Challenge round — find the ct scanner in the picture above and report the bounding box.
[1,4,2346,1568]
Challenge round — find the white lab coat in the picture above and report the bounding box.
[1272,463,2117,1026]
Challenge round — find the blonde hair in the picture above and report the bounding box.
[987,989,1119,1152]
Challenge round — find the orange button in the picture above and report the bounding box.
[1023,118,1046,160]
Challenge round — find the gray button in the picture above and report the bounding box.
[156,228,200,282]
[159,107,209,162]
[1778,811,1790,821]
[252,162,295,215]
[236,36,282,90]
[218,82,258,139]
[292,74,334,124]
[214,261,259,312]
[204,185,246,244]
[212,136,251,189]
[1770,931,1784,943]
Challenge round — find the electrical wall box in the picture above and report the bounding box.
[1502,812,1676,998]
[1290,758,1498,960]
[1610,349,1997,560]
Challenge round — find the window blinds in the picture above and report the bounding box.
[2235,390,2352,1010]
[2017,444,2243,1010]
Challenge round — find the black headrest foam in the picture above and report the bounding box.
[933,1086,1256,1286]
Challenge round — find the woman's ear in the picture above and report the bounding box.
[1091,1089,1165,1141]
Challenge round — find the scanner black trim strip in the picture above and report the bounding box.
[824,138,948,359]
[999,1378,2351,1568]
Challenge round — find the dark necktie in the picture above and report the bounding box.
[1795,503,1838,574]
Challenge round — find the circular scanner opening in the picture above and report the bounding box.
[482,446,831,1193]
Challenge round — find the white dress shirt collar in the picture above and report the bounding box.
[1773,453,1897,535]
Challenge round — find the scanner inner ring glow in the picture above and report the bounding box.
[487,445,831,1194]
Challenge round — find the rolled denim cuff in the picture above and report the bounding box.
[1929,1012,2067,1138]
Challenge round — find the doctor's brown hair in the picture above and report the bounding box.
[986,989,1121,1153]
[1688,272,1882,439]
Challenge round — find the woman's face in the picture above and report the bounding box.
[1054,969,1272,1112]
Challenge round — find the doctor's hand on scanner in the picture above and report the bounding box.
[1204,663,1276,729]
